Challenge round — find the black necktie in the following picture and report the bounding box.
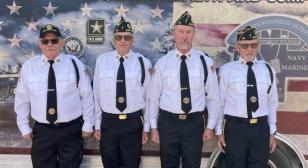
[46,60,57,124]
[116,57,127,112]
[246,62,259,119]
[180,55,192,113]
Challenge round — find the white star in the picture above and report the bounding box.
[26,50,36,58]
[0,21,4,31]
[80,3,93,17]
[151,4,164,18]
[43,2,58,16]
[61,20,74,32]
[8,34,22,48]
[134,20,145,33]
[90,21,103,33]
[25,18,39,31]
[7,1,22,15]
[150,37,161,50]
[114,3,129,17]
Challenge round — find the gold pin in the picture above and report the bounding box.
[48,108,56,115]
[250,96,257,103]
[183,97,190,104]
[118,97,125,104]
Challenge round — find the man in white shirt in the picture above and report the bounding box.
[216,26,279,168]
[149,11,220,168]
[14,24,95,168]
[93,17,152,168]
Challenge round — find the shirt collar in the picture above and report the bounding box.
[40,53,62,66]
[115,50,130,61]
[175,48,192,60]
[238,57,258,65]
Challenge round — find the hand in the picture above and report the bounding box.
[94,130,101,141]
[23,133,32,141]
[142,132,149,145]
[269,134,277,153]
[82,131,92,138]
[203,128,214,141]
[151,128,160,144]
[217,134,226,153]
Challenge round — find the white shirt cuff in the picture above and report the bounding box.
[269,123,277,135]
[207,119,216,129]
[150,119,157,129]
[143,122,151,132]
[82,121,93,132]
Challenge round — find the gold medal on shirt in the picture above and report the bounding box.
[183,97,190,104]
[250,96,257,103]
[48,108,56,115]
[118,97,125,104]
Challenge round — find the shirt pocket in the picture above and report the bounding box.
[189,70,203,89]
[99,70,115,90]
[228,78,246,95]
[126,71,141,90]
[27,75,45,95]
[57,73,77,94]
[162,70,179,90]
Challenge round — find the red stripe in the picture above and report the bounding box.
[277,111,308,134]
[194,24,239,47]
[287,80,308,92]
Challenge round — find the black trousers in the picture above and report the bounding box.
[31,118,83,168]
[100,111,143,168]
[158,110,204,168]
[224,116,270,168]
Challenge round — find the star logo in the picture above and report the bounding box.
[151,4,164,18]
[7,1,22,15]
[134,20,146,33]
[61,20,75,32]
[150,37,161,50]
[25,18,39,31]
[8,34,22,48]
[90,21,103,33]
[114,3,129,17]
[43,2,58,16]
[80,3,93,17]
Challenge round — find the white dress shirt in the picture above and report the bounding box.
[14,53,95,136]
[216,57,279,135]
[93,50,152,131]
[148,48,220,130]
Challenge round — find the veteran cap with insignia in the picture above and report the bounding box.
[237,26,258,41]
[174,11,194,27]
[113,17,133,34]
[39,24,62,38]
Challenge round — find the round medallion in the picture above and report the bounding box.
[48,108,56,115]
[250,96,257,103]
[118,97,125,104]
[183,97,190,104]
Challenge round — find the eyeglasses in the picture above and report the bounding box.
[238,43,259,49]
[113,35,133,41]
[40,39,60,45]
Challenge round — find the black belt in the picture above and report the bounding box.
[102,110,142,120]
[225,115,268,125]
[35,116,83,127]
[159,109,204,120]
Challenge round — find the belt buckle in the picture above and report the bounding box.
[119,114,127,120]
[179,114,187,120]
[250,118,258,124]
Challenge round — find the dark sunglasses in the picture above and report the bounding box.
[40,39,60,45]
[113,35,133,41]
[238,43,259,49]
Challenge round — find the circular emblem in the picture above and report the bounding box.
[250,96,257,103]
[118,97,125,104]
[63,36,85,58]
[183,97,190,104]
[48,108,56,115]
[46,24,53,30]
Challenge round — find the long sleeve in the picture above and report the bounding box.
[14,65,32,136]
[204,58,220,129]
[93,58,102,130]
[215,66,227,135]
[267,66,278,134]
[76,59,95,132]
[148,63,163,129]
[142,59,153,132]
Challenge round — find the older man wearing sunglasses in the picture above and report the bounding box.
[14,24,95,168]
[216,26,279,168]
[93,17,152,168]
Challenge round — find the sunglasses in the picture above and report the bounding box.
[238,43,259,49]
[40,39,60,45]
[113,35,133,41]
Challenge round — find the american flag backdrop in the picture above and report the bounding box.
[0,0,307,159]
